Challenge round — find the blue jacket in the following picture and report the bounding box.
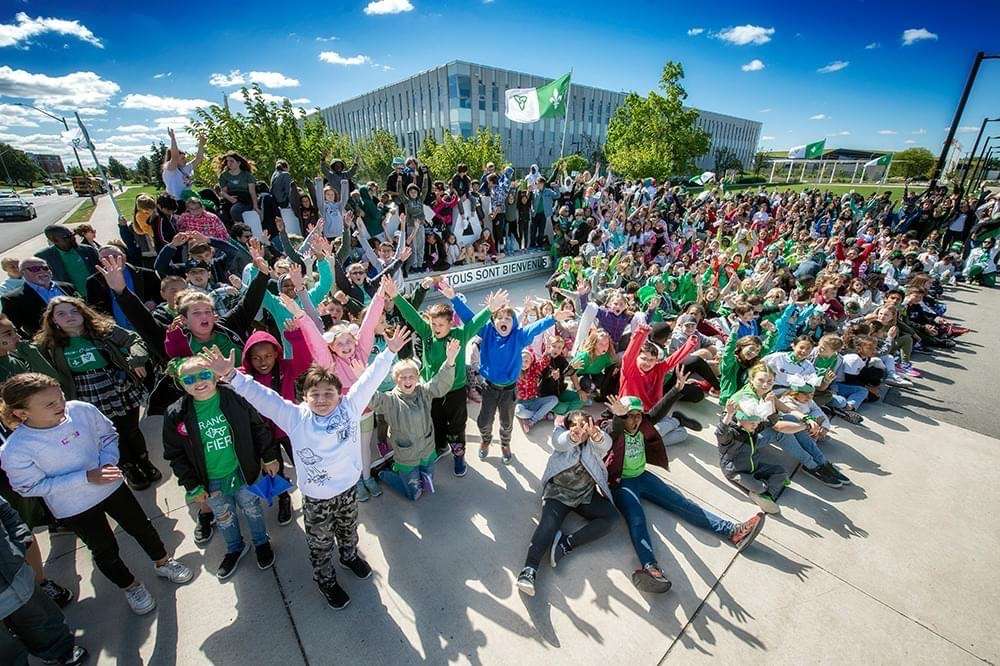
[451,296,554,385]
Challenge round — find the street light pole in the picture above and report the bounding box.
[0,147,14,185]
[968,136,995,192]
[971,142,997,192]
[960,117,1000,192]
[12,102,95,204]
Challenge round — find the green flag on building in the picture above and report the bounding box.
[504,72,571,123]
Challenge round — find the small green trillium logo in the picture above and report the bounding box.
[513,94,528,111]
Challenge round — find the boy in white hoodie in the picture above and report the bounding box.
[201,326,411,610]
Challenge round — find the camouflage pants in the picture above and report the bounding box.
[302,488,359,587]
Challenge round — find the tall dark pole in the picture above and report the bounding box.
[968,139,990,189]
[972,146,995,193]
[932,51,984,186]
[959,117,998,191]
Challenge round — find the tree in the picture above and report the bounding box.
[107,156,130,181]
[353,129,400,184]
[713,147,743,174]
[889,147,935,180]
[0,143,45,186]
[146,142,167,188]
[752,151,768,175]
[66,165,89,178]
[134,156,152,183]
[551,154,590,176]
[190,84,344,186]
[417,129,506,181]
[604,61,710,180]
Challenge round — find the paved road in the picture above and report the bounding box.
[0,192,84,254]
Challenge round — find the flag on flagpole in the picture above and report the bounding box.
[505,72,571,123]
[689,171,716,186]
[60,126,92,151]
[788,139,825,159]
[864,154,891,168]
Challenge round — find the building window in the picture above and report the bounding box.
[478,82,486,111]
[491,83,499,113]
[448,73,471,110]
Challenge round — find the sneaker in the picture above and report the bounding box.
[750,492,780,514]
[549,531,569,568]
[340,554,372,579]
[39,579,73,608]
[802,464,843,488]
[884,374,913,387]
[672,411,703,431]
[519,417,532,434]
[420,471,435,494]
[154,558,193,584]
[834,407,864,425]
[478,443,490,461]
[825,462,852,486]
[124,583,156,615]
[43,645,89,665]
[320,581,351,610]
[468,389,482,404]
[277,493,293,526]
[501,447,513,465]
[898,362,921,378]
[120,463,151,491]
[217,543,250,580]
[363,476,382,498]
[516,566,537,596]
[728,513,765,552]
[255,542,275,570]
[631,563,672,593]
[355,478,371,502]
[194,512,215,546]
[139,460,163,484]
[454,454,467,477]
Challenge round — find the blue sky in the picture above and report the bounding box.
[2,0,999,169]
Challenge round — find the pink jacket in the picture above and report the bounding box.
[301,290,386,394]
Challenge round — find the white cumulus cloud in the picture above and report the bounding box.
[115,124,152,133]
[151,116,192,131]
[716,25,774,45]
[0,66,119,108]
[817,60,849,73]
[911,128,926,135]
[319,51,371,66]
[687,27,704,36]
[759,108,772,113]
[153,72,172,79]
[120,94,211,114]
[865,42,880,49]
[741,59,765,72]
[364,0,414,15]
[810,114,828,120]
[0,12,103,49]
[209,69,300,88]
[904,139,916,144]
[877,129,897,135]
[761,135,775,140]
[256,93,311,106]
[902,28,937,46]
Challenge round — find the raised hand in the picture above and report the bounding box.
[96,254,128,294]
[675,364,692,386]
[438,278,457,300]
[170,231,191,247]
[311,234,332,259]
[605,394,629,417]
[200,345,237,379]
[380,275,398,300]
[444,338,461,364]
[288,263,305,292]
[386,326,412,353]
[228,274,244,290]
[553,308,574,322]
[278,292,305,319]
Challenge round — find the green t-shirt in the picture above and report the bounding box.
[813,353,838,380]
[218,170,255,203]
[194,392,239,482]
[573,350,613,376]
[64,336,108,372]
[57,247,90,296]
[190,332,241,364]
[621,430,647,479]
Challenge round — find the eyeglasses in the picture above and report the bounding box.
[23,265,50,273]
[349,270,365,276]
[179,370,214,385]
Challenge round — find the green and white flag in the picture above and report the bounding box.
[864,154,891,168]
[788,139,825,159]
[689,171,716,186]
[504,72,571,123]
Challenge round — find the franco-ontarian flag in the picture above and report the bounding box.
[787,139,825,159]
[864,154,892,168]
[504,72,571,123]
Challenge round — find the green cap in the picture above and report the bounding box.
[619,396,644,413]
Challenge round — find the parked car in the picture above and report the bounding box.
[55,184,72,195]
[43,186,57,195]
[0,192,37,221]
[32,188,48,196]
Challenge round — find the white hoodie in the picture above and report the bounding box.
[229,348,395,500]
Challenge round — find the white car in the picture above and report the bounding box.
[0,192,37,221]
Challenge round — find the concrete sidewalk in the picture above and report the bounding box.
[31,281,1000,665]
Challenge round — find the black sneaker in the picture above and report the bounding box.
[43,645,89,665]
[802,464,843,488]
[139,460,162,484]
[672,411,703,431]
[255,542,275,570]
[39,579,73,608]
[453,454,467,477]
[631,563,672,593]
[120,463,151,491]
[516,566,537,596]
[340,555,372,579]
[194,512,215,546]
[277,493,293,525]
[217,543,250,580]
[825,462,852,486]
[320,581,350,610]
[47,522,74,538]
[549,531,570,568]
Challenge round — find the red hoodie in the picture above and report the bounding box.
[239,326,313,437]
[619,326,699,410]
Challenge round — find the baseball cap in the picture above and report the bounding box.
[619,396,644,413]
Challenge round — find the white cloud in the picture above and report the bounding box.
[759,108,772,113]
[877,129,897,135]
[902,28,937,46]
[75,107,106,116]
[911,128,926,135]
[115,124,152,133]
[319,51,371,66]
[120,94,211,114]
[809,114,828,120]
[716,25,774,46]
[0,12,103,49]
[957,126,978,133]
[151,116,191,131]
[106,133,160,144]
[741,59,765,72]
[363,0,414,15]
[209,69,300,88]
[761,135,775,140]
[835,130,851,136]
[0,66,119,108]
[315,35,338,42]
[817,60,849,73]
[904,139,916,144]
[865,42,880,49]
[257,93,311,106]
[0,103,61,128]
[153,72,172,79]
[687,27,704,36]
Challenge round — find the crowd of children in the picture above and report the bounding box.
[0,146,992,663]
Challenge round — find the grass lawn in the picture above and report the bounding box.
[64,184,157,226]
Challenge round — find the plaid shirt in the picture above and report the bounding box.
[177,211,229,240]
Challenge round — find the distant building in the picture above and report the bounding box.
[26,153,65,175]
[313,61,760,172]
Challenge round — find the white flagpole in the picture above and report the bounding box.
[559,69,573,161]
[75,112,123,220]
[881,156,893,184]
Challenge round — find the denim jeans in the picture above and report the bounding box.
[379,459,434,501]
[833,382,869,410]
[515,396,558,425]
[769,418,827,469]
[612,471,736,567]
[205,479,269,554]
[654,416,689,447]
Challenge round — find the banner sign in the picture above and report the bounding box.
[404,252,552,291]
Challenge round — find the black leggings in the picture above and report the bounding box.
[524,495,617,569]
[518,215,530,249]
[110,408,150,467]
[682,355,720,391]
[579,366,619,401]
[431,386,468,456]
[61,484,166,588]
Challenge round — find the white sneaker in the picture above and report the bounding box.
[124,583,157,615]
[154,558,193,584]
[749,492,780,515]
[884,375,912,387]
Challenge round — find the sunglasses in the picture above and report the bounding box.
[23,265,50,273]
[180,370,214,385]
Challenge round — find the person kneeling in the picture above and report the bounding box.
[516,411,617,596]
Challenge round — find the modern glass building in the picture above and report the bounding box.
[314,60,761,172]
